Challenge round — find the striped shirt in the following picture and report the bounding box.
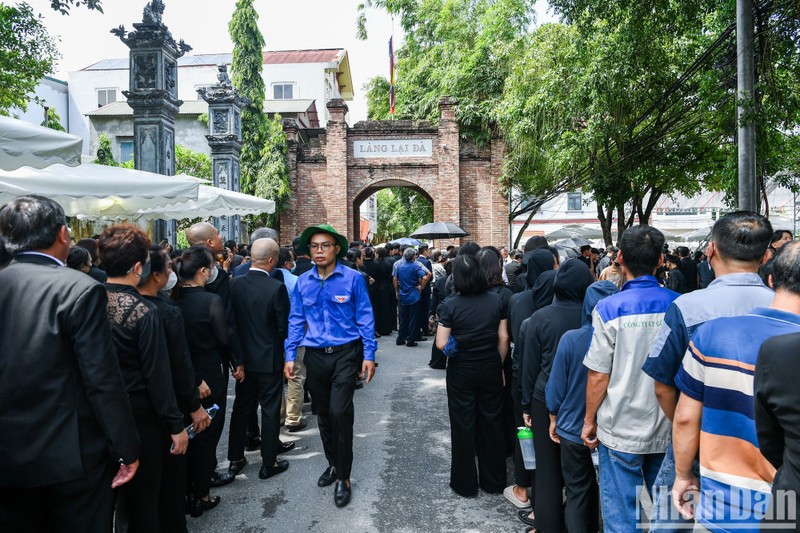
[675,308,800,532]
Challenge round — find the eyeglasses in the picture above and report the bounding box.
[309,242,336,251]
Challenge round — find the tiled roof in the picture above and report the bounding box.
[82,49,345,70]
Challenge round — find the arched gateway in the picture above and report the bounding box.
[279,97,508,246]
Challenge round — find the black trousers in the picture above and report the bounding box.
[532,399,565,532]
[0,458,115,533]
[446,355,505,497]
[228,370,283,465]
[158,449,187,533]
[305,344,360,480]
[417,288,431,333]
[187,364,226,499]
[397,301,419,344]
[511,371,534,491]
[115,398,164,533]
[561,438,599,533]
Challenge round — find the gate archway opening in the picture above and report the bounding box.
[353,180,433,243]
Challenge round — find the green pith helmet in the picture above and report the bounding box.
[297,223,349,258]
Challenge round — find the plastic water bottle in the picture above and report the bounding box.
[186,403,219,439]
[517,426,536,470]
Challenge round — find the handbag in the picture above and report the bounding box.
[442,335,459,358]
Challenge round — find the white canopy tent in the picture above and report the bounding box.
[0,116,83,171]
[0,163,201,220]
[135,182,275,220]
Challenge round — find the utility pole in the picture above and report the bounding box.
[737,0,758,212]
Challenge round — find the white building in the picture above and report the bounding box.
[10,76,70,131]
[67,48,354,157]
[511,186,799,247]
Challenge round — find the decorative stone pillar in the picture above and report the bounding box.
[113,0,191,244]
[198,65,245,242]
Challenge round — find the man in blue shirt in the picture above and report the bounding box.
[393,247,431,347]
[643,211,774,531]
[284,224,376,508]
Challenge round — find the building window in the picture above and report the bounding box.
[97,88,117,108]
[119,140,134,164]
[567,192,582,211]
[272,83,294,100]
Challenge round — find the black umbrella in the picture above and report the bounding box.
[410,221,470,239]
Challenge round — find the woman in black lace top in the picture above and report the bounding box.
[173,246,240,517]
[98,225,188,533]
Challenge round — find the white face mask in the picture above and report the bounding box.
[163,270,178,291]
[206,264,218,284]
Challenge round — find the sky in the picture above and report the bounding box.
[28,0,555,122]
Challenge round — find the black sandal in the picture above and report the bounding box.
[190,495,220,517]
[517,509,535,527]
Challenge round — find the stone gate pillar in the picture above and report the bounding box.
[198,65,245,242]
[113,1,191,244]
[325,99,350,238]
[436,97,461,239]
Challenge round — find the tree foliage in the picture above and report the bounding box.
[175,144,211,179]
[48,0,102,14]
[41,106,65,131]
[94,132,117,166]
[375,187,432,242]
[0,3,59,115]
[363,75,392,120]
[229,0,290,229]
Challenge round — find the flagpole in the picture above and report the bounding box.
[389,16,395,121]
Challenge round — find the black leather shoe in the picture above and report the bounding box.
[190,495,220,518]
[258,459,289,479]
[415,337,428,342]
[277,440,295,454]
[334,480,351,508]
[406,341,418,347]
[209,470,235,487]
[395,339,404,346]
[318,465,336,487]
[354,380,364,390]
[245,436,261,452]
[286,420,307,432]
[228,458,247,475]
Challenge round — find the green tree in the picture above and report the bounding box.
[94,132,118,166]
[175,144,211,178]
[375,187,432,242]
[0,3,59,114]
[229,0,290,229]
[363,76,392,120]
[48,0,102,14]
[40,106,65,131]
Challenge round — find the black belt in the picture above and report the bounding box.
[308,340,360,354]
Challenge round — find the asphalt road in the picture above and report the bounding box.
[188,334,525,533]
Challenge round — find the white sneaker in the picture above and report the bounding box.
[503,485,532,509]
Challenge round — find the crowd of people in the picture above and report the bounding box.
[2,193,800,533]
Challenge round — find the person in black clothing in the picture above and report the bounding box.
[173,246,244,518]
[227,239,291,480]
[512,236,551,293]
[383,244,400,331]
[664,254,686,293]
[435,255,510,497]
[417,244,434,336]
[755,332,800,528]
[137,246,212,533]
[77,237,108,283]
[477,247,515,456]
[676,246,698,292]
[520,259,593,532]
[98,225,189,533]
[361,247,384,336]
[505,247,558,511]
[292,236,315,276]
[66,245,92,273]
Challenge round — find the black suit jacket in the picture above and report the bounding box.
[0,254,139,488]
[229,269,290,374]
[755,332,800,494]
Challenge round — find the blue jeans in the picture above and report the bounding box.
[650,440,701,531]
[597,444,664,533]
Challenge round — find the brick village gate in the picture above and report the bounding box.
[279,97,508,246]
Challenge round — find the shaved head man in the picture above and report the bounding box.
[249,238,279,269]
[227,237,292,481]
[186,222,223,254]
